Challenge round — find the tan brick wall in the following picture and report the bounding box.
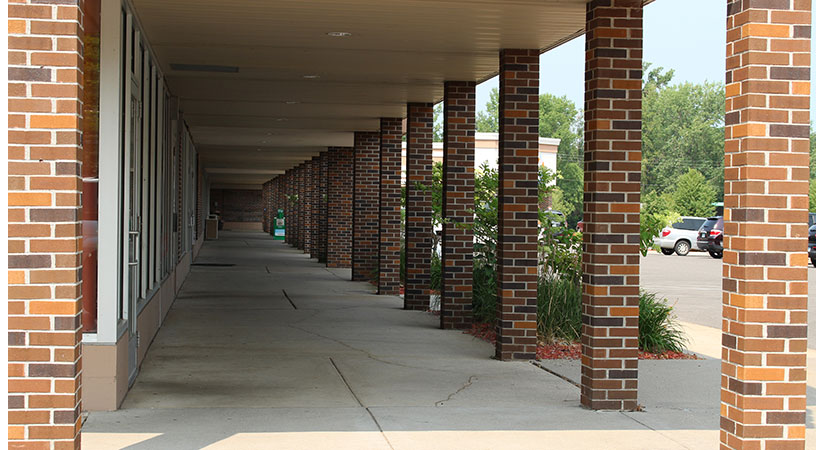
[8,1,85,448]
[721,0,811,448]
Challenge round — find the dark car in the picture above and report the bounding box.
[697,216,724,259]
[809,225,816,267]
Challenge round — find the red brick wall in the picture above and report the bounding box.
[318,151,329,263]
[300,162,310,252]
[310,156,320,259]
[580,0,643,411]
[327,147,354,268]
[404,104,434,310]
[352,132,381,282]
[262,182,270,233]
[496,49,539,361]
[210,189,262,223]
[441,81,476,330]
[8,1,85,447]
[721,0,811,448]
[379,118,404,295]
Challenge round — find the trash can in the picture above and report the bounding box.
[273,209,285,240]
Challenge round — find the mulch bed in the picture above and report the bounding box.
[463,323,699,360]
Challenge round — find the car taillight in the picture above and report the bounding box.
[710,230,722,237]
[662,229,671,237]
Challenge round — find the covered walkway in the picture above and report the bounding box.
[83,231,725,450]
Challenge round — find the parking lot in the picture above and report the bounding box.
[640,251,817,349]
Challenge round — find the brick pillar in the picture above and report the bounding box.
[495,49,539,361]
[8,1,84,447]
[276,174,285,237]
[263,181,271,234]
[318,151,329,263]
[352,132,381,282]
[301,162,311,252]
[379,118,404,295]
[310,156,320,259]
[441,81,476,329]
[327,146,354,268]
[286,170,294,245]
[580,0,643,410]
[721,1,811,448]
[404,104,434,310]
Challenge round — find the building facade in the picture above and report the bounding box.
[7,0,812,448]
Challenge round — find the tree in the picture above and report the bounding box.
[642,65,725,199]
[811,128,816,212]
[476,88,498,132]
[537,93,584,225]
[433,103,443,142]
[640,191,679,255]
[673,169,716,217]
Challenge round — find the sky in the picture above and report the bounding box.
[473,0,817,124]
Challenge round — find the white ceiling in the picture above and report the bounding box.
[131,0,590,186]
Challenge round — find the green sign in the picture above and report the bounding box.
[274,209,285,240]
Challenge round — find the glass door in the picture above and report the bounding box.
[126,91,141,385]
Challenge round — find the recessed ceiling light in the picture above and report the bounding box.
[275,118,287,122]
[302,74,320,79]
[327,31,351,37]
[284,101,300,105]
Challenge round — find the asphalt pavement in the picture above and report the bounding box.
[640,250,817,349]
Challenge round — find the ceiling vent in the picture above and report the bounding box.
[170,63,239,73]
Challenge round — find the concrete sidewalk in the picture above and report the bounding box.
[83,231,813,449]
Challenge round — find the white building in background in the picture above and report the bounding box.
[401,132,560,183]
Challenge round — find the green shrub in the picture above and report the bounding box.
[537,276,581,342]
[430,252,442,291]
[638,289,687,353]
[472,259,497,324]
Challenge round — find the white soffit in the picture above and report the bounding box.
[130,0,589,182]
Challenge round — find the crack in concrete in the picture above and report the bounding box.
[619,411,693,450]
[435,375,478,407]
[288,323,461,374]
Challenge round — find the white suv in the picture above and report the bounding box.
[653,216,707,256]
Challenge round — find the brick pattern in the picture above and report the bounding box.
[196,159,203,239]
[210,189,262,223]
[580,0,643,411]
[289,168,297,247]
[262,181,270,234]
[285,170,293,245]
[310,156,320,259]
[8,1,85,447]
[496,49,539,361]
[379,118,404,295]
[327,146,354,268]
[404,104,434,310]
[440,81,476,329]
[352,132,381,282]
[318,151,329,263]
[301,162,310,252]
[721,1,811,448]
